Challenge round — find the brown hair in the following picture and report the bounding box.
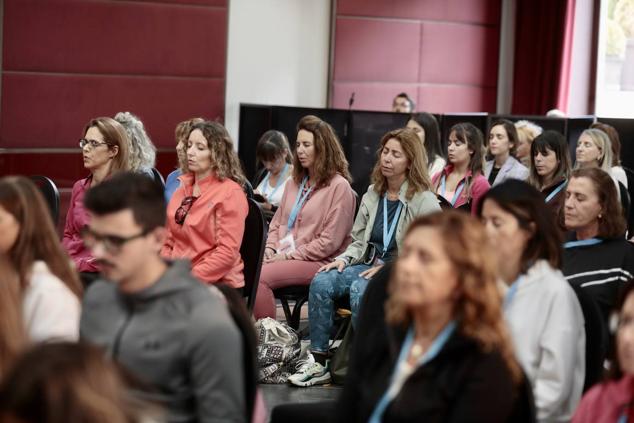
[434,122,485,201]
[569,168,626,238]
[0,255,26,376]
[0,176,82,297]
[256,130,292,164]
[293,115,351,188]
[370,128,432,199]
[608,282,634,380]
[385,211,522,384]
[189,121,247,186]
[83,117,131,175]
[591,122,621,166]
[175,118,205,172]
[489,119,520,157]
[527,130,572,189]
[0,342,160,423]
[477,180,563,271]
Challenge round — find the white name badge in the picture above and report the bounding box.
[278,233,296,254]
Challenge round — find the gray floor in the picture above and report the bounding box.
[260,383,342,421]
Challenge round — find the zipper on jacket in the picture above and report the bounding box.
[112,302,135,360]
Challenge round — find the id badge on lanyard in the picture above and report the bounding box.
[281,176,312,253]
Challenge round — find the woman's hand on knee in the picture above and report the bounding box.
[360,264,382,280]
[264,247,275,261]
[318,259,346,273]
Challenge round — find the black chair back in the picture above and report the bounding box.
[29,175,60,226]
[240,198,267,311]
[151,168,165,191]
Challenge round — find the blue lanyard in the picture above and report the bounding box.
[545,180,567,203]
[287,176,313,231]
[368,321,457,423]
[563,238,602,249]
[440,174,465,206]
[261,163,288,201]
[503,276,523,310]
[383,196,404,257]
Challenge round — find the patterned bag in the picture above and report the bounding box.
[255,318,301,383]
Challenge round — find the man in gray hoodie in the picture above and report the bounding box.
[79,172,246,423]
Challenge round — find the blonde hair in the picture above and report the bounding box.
[370,128,432,200]
[386,211,522,384]
[189,121,247,186]
[577,128,613,173]
[515,120,543,147]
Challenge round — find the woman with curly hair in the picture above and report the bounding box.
[161,121,248,288]
[114,111,157,177]
[253,115,356,320]
[336,211,530,422]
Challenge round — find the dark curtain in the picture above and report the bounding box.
[511,0,570,114]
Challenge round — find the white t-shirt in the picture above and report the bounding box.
[255,171,291,207]
[428,156,446,179]
[23,261,81,342]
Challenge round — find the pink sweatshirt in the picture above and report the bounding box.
[63,177,98,273]
[162,173,248,288]
[267,174,355,264]
[431,165,490,215]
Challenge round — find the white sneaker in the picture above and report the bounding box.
[288,359,331,387]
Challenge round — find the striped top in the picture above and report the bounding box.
[562,238,634,332]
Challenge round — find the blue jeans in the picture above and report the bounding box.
[308,264,371,353]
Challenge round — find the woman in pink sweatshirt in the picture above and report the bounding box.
[253,115,356,319]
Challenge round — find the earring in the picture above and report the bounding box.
[598,213,603,219]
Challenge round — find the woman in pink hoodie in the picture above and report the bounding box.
[253,115,356,319]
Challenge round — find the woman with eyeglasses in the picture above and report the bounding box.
[253,115,356,320]
[0,177,82,374]
[63,117,130,286]
[161,121,248,288]
[431,122,490,214]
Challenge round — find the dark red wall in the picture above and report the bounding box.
[0,0,227,186]
[330,0,501,113]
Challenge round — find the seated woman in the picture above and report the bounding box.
[114,111,157,178]
[0,177,82,373]
[63,117,130,285]
[336,211,528,422]
[515,120,543,167]
[485,119,529,186]
[161,121,248,288]
[164,118,204,203]
[252,130,294,222]
[253,115,356,320]
[590,122,627,189]
[406,112,446,176]
[527,130,572,227]
[431,122,490,214]
[573,283,634,422]
[563,167,634,338]
[479,180,585,422]
[288,128,441,387]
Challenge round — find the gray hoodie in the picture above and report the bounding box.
[80,260,246,423]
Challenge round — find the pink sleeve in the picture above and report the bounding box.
[193,189,248,283]
[288,180,355,261]
[571,388,601,423]
[469,176,491,215]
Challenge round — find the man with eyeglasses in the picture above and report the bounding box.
[79,172,246,423]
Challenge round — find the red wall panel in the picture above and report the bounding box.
[332,0,501,113]
[1,0,228,184]
[1,73,224,148]
[3,0,226,77]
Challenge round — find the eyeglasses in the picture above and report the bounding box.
[79,138,110,149]
[175,196,197,225]
[81,227,149,254]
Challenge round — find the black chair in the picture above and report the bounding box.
[29,175,60,226]
[274,188,359,330]
[240,198,267,312]
[150,168,165,191]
